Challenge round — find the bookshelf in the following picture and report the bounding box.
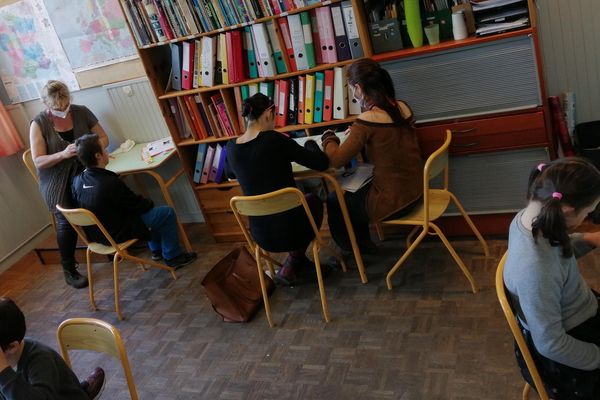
[119,0,552,241]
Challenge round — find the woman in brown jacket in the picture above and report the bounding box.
[322,59,423,254]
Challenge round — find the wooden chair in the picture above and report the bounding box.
[56,205,177,320]
[496,251,550,400]
[382,130,489,292]
[57,317,138,400]
[22,148,57,233]
[230,187,347,327]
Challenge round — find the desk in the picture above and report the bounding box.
[107,143,192,253]
[292,163,368,284]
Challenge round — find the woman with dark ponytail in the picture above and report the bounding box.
[504,157,600,398]
[226,93,329,285]
[322,58,423,254]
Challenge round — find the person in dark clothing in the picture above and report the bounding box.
[226,93,329,285]
[71,134,196,269]
[0,297,104,400]
[29,80,111,289]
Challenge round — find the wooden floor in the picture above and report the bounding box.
[6,224,597,399]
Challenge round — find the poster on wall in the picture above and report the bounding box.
[0,0,79,103]
[43,0,138,71]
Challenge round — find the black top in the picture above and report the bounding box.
[72,167,153,244]
[226,131,329,252]
[0,339,88,400]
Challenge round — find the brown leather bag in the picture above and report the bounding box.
[201,246,275,322]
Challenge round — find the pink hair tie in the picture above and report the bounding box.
[552,192,563,200]
[537,163,546,172]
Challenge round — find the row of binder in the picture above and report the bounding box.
[192,143,228,184]
[122,0,329,47]
[169,3,363,91]
[168,92,237,141]
[234,66,360,129]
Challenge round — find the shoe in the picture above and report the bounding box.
[80,367,105,400]
[63,264,88,289]
[166,252,197,269]
[275,264,297,286]
[151,251,163,261]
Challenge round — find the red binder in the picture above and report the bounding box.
[183,95,208,139]
[322,69,334,122]
[226,31,245,83]
[277,17,297,72]
[181,41,195,90]
[275,79,289,128]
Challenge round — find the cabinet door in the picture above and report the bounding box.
[438,147,549,214]
[381,34,542,122]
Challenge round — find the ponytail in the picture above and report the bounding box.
[528,158,600,257]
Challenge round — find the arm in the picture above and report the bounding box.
[279,134,329,171]
[90,122,109,149]
[0,352,61,400]
[29,121,75,169]
[517,261,600,370]
[112,179,154,215]
[323,125,366,169]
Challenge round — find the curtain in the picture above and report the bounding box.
[0,102,24,157]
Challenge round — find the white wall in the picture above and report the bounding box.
[537,0,600,124]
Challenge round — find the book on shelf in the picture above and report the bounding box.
[193,143,208,183]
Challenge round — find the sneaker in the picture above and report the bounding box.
[165,252,197,269]
[80,367,105,400]
[275,264,297,286]
[151,251,163,261]
[63,264,88,289]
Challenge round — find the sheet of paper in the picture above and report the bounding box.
[338,164,374,193]
[143,138,174,157]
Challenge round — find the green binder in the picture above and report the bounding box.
[313,72,325,123]
[244,27,259,79]
[300,12,317,69]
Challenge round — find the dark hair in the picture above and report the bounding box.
[75,134,102,168]
[347,58,407,126]
[0,298,26,351]
[241,93,274,121]
[528,157,600,257]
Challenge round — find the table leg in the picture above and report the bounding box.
[125,170,193,253]
[318,173,368,284]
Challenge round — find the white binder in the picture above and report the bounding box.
[251,23,276,77]
[333,66,348,119]
[287,14,309,71]
[201,36,216,87]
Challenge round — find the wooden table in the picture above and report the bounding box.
[107,143,192,253]
[292,163,368,284]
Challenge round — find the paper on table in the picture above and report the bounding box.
[338,164,374,193]
[143,138,174,157]
[292,130,349,150]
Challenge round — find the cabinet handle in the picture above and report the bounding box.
[452,128,477,134]
[452,142,480,148]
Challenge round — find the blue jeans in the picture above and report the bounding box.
[140,206,182,260]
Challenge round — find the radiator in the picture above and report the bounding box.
[104,78,168,143]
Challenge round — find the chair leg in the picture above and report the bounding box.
[522,383,530,400]
[406,226,421,249]
[429,223,478,294]
[255,247,274,327]
[312,241,330,323]
[124,254,177,280]
[260,249,276,279]
[327,246,348,273]
[450,193,490,258]
[113,255,124,321]
[386,227,428,290]
[375,223,385,241]
[86,249,97,311]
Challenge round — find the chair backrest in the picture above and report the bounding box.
[424,129,451,189]
[230,187,322,248]
[57,317,138,399]
[22,148,39,183]
[495,251,549,400]
[55,204,121,251]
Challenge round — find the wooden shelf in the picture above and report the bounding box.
[278,116,357,132]
[158,59,356,100]
[195,181,240,190]
[177,135,241,147]
[139,0,342,50]
[372,28,533,63]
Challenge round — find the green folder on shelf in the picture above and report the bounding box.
[266,21,288,74]
[244,27,259,79]
[300,11,317,69]
[313,72,325,123]
[259,81,274,100]
[240,85,249,101]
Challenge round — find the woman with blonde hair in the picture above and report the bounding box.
[29,80,109,288]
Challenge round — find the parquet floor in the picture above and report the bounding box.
[6,225,598,399]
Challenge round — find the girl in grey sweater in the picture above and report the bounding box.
[504,157,600,399]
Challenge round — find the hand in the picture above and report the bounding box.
[62,143,77,159]
[304,139,320,152]
[582,231,600,248]
[321,130,340,149]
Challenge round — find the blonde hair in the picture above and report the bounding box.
[41,80,70,109]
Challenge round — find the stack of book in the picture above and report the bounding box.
[471,0,530,36]
[167,92,236,140]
